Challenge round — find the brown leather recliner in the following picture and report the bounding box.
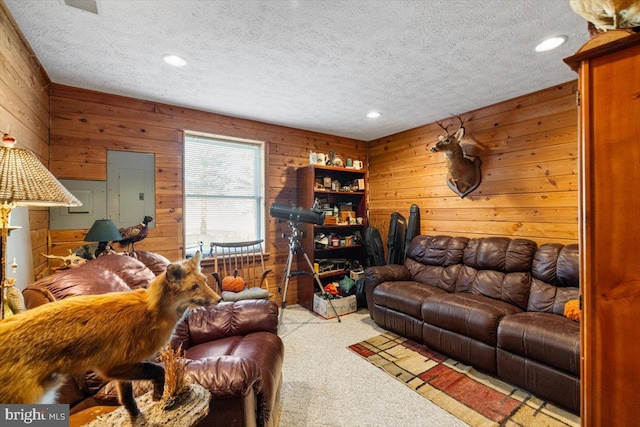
[22,252,284,427]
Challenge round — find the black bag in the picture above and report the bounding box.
[404,204,421,260]
[355,278,367,308]
[363,227,385,267]
[387,212,407,265]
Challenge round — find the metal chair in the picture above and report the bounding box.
[210,239,272,301]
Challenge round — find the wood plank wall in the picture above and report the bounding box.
[368,82,579,251]
[48,84,367,305]
[0,4,51,281]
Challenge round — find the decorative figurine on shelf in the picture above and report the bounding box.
[325,151,345,167]
[326,151,336,166]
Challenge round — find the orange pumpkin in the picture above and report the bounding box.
[222,269,245,292]
[564,299,580,322]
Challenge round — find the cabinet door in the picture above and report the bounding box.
[579,40,640,425]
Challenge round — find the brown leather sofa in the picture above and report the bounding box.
[22,252,284,427]
[365,235,579,414]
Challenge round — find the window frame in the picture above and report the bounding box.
[183,131,267,258]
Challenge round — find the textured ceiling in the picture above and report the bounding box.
[4,0,590,141]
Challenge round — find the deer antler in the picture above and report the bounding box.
[435,120,452,136]
[454,114,466,130]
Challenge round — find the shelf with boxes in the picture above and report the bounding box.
[297,164,367,311]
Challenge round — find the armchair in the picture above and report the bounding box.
[171,300,284,427]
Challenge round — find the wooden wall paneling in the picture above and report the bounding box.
[50,129,183,156]
[49,84,366,306]
[367,82,579,249]
[0,8,49,125]
[0,4,52,282]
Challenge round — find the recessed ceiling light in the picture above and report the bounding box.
[163,54,187,67]
[366,111,382,119]
[535,36,568,53]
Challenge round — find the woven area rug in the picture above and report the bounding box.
[348,332,580,427]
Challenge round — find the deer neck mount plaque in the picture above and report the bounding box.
[429,115,482,198]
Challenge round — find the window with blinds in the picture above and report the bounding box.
[184,133,265,254]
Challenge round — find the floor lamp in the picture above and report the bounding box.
[0,134,81,319]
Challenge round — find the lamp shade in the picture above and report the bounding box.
[0,133,81,319]
[85,219,122,242]
[0,134,81,207]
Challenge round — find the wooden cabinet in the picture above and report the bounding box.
[564,31,640,426]
[296,165,367,310]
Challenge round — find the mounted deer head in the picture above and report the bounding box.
[429,115,482,198]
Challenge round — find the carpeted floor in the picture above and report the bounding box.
[277,305,467,427]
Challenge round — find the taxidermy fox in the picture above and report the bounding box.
[0,251,220,417]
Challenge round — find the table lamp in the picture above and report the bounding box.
[0,133,81,319]
[84,219,122,258]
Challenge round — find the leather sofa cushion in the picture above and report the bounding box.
[90,255,157,289]
[457,266,532,310]
[186,335,249,359]
[422,293,522,346]
[531,244,579,287]
[463,237,537,272]
[527,279,579,314]
[178,301,279,346]
[125,250,170,276]
[406,235,469,266]
[528,243,579,314]
[373,281,446,318]
[457,238,538,310]
[25,265,132,303]
[498,312,579,375]
[405,259,463,293]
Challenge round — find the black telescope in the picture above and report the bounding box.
[269,203,323,225]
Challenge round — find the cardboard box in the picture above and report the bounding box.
[350,269,364,281]
[313,293,357,319]
[323,215,338,225]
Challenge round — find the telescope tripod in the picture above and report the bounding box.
[277,222,341,322]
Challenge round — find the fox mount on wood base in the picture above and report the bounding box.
[430,115,482,198]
